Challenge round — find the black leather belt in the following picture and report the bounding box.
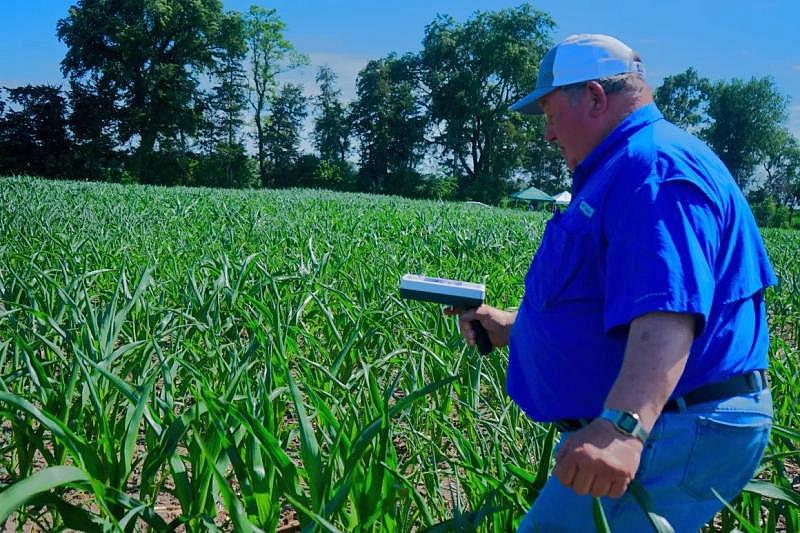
[553,370,767,433]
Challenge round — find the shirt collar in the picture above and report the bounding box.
[572,104,663,194]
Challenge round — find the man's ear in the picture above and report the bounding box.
[586,81,608,116]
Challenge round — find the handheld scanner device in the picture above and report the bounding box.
[399,274,493,355]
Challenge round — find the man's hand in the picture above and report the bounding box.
[554,419,644,498]
[444,305,516,348]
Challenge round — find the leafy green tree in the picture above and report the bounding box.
[419,5,554,203]
[702,76,789,190]
[68,79,125,181]
[196,10,252,188]
[0,85,72,179]
[517,123,571,194]
[57,0,239,183]
[206,11,248,148]
[313,66,351,165]
[654,67,712,133]
[313,158,357,191]
[244,5,306,187]
[194,142,255,188]
[263,83,308,187]
[760,128,800,222]
[351,54,427,195]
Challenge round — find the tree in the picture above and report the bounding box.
[654,67,712,133]
[244,5,306,187]
[0,85,72,179]
[68,74,130,182]
[517,124,570,194]
[263,83,308,187]
[351,54,427,195]
[204,11,248,149]
[760,128,800,221]
[194,142,255,188]
[196,10,252,188]
[57,0,239,183]
[419,5,554,203]
[702,76,789,190]
[313,66,351,165]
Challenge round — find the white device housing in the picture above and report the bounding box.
[399,273,485,308]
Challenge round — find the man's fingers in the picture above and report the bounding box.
[607,479,628,499]
[460,318,475,345]
[444,307,476,345]
[571,469,596,496]
[555,438,570,463]
[472,304,491,319]
[554,457,577,487]
[458,310,478,344]
[590,477,612,498]
[460,308,477,322]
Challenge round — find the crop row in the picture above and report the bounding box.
[0,176,797,531]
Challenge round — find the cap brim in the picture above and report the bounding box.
[509,86,555,115]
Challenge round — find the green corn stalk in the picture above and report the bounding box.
[0,176,798,531]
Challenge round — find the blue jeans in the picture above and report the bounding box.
[517,387,772,532]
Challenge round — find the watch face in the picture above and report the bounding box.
[617,413,639,434]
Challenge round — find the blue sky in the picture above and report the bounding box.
[2,0,798,136]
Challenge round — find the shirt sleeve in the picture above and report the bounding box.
[604,176,720,335]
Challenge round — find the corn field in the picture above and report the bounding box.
[0,176,798,532]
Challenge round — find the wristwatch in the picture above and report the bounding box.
[599,408,650,443]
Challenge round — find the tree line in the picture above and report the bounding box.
[0,1,797,224]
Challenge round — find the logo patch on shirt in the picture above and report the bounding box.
[579,200,595,218]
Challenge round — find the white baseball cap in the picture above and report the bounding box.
[510,34,645,115]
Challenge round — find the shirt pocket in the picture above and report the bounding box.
[525,214,594,310]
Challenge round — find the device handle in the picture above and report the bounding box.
[470,319,493,355]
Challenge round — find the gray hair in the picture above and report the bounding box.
[560,72,647,105]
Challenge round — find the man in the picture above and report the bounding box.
[448,34,776,531]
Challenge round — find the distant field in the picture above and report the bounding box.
[0,176,798,532]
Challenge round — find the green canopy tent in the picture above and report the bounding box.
[510,186,555,204]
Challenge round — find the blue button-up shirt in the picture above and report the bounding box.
[507,104,777,422]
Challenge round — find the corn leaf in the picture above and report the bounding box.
[0,465,88,523]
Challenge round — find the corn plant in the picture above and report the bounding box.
[0,175,798,532]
